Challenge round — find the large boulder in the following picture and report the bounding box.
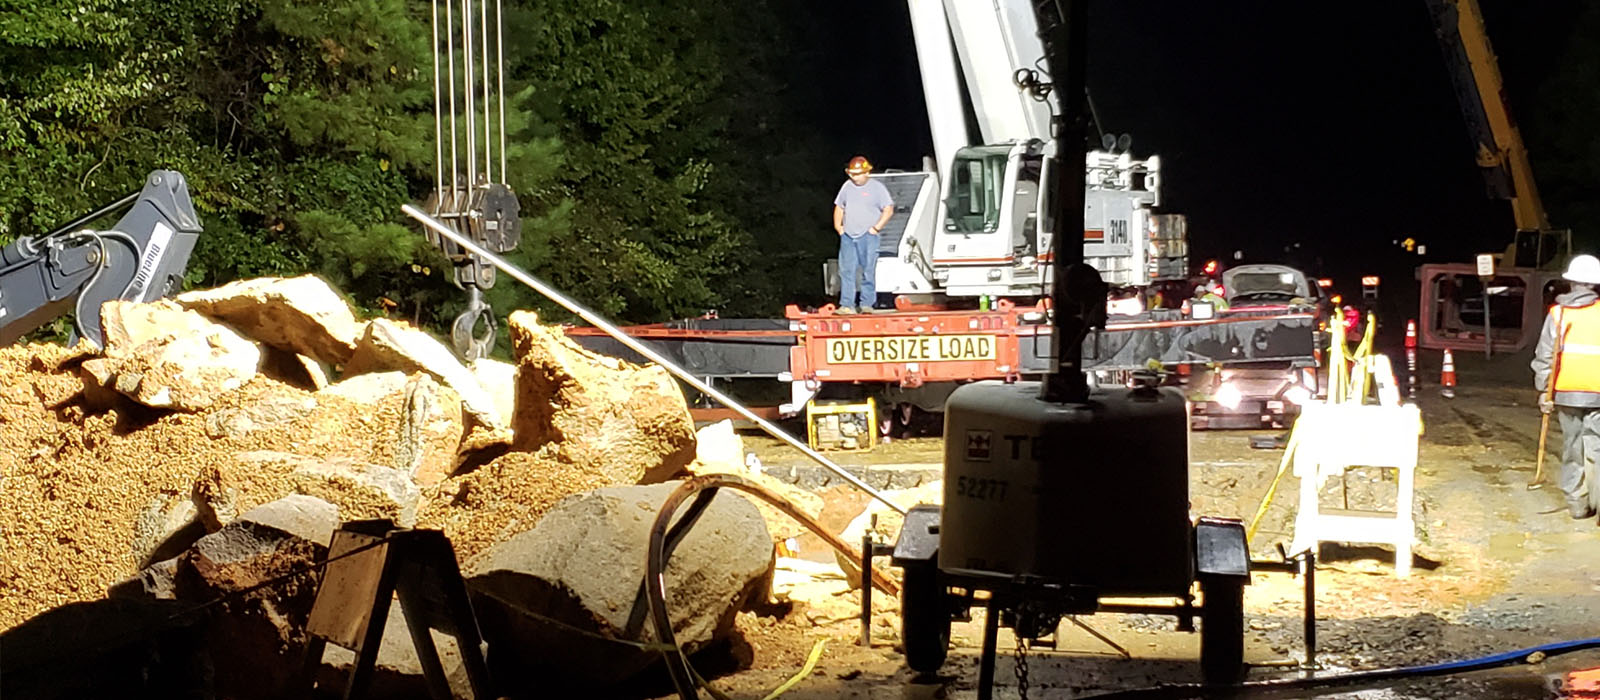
[466,482,773,690]
[88,299,262,411]
[507,311,696,484]
[318,371,468,485]
[113,499,334,700]
[175,274,362,367]
[344,319,502,430]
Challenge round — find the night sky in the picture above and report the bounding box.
[803,1,1582,293]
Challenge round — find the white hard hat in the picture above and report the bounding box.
[1565,254,1600,285]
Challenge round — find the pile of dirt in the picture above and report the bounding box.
[0,276,705,634]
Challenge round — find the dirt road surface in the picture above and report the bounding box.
[668,366,1600,699]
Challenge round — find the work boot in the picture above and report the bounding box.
[836,306,856,315]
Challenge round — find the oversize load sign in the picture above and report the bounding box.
[825,334,996,364]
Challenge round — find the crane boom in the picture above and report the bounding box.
[905,0,969,179]
[1424,0,1550,231]
[942,0,1053,143]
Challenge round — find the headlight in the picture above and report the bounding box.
[1283,385,1313,406]
[1215,383,1243,409]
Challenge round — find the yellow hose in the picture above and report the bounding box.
[760,639,828,700]
[1247,423,1302,543]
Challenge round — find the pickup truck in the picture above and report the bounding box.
[1186,264,1323,430]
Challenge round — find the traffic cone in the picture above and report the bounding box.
[1404,319,1418,349]
[1441,348,1457,399]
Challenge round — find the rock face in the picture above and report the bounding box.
[466,482,773,690]
[507,310,696,484]
[175,274,362,367]
[91,299,262,411]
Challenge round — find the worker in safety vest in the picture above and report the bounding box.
[1532,254,1600,520]
[1195,283,1229,311]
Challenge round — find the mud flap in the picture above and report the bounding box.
[891,504,941,567]
[1194,516,1250,580]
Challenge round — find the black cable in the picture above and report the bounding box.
[43,190,140,240]
[1073,636,1600,699]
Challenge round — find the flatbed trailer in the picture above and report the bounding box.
[566,301,1317,427]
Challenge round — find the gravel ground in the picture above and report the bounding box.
[718,365,1600,699]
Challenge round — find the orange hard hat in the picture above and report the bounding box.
[845,156,874,174]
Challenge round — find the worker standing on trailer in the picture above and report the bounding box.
[1532,254,1600,521]
[832,156,895,314]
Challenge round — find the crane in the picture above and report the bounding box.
[1424,0,1567,270]
[865,0,1182,305]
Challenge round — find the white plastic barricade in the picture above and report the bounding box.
[1288,402,1422,576]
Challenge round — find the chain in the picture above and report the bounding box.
[1013,628,1031,700]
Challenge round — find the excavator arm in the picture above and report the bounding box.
[0,170,203,347]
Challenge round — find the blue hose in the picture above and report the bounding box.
[1075,636,1600,699]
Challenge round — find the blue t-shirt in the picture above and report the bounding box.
[834,179,894,237]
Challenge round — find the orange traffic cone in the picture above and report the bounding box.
[1441,348,1457,399]
[1405,319,1418,349]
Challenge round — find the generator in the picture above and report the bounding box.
[806,399,877,451]
[891,380,1252,689]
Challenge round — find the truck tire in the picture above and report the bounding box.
[900,563,950,674]
[1199,575,1245,684]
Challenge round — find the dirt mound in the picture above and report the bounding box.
[0,277,706,635]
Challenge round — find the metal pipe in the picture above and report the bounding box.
[859,527,874,646]
[976,596,1001,700]
[401,204,907,515]
[1304,548,1317,673]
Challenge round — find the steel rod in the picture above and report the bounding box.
[401,205,906,515]
[445,0,458,204]
[430,0,444,209]
[460,0,476,189]
[495,0,506,181]
[478,0,491,184]
[44,191,139,239]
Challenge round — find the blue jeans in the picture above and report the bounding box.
[838,233,879,309]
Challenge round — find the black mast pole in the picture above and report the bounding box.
[1039,0,1092,403]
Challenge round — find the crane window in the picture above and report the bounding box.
[945,150,1009,234]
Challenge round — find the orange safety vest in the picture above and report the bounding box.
[1553,303,1600,394]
